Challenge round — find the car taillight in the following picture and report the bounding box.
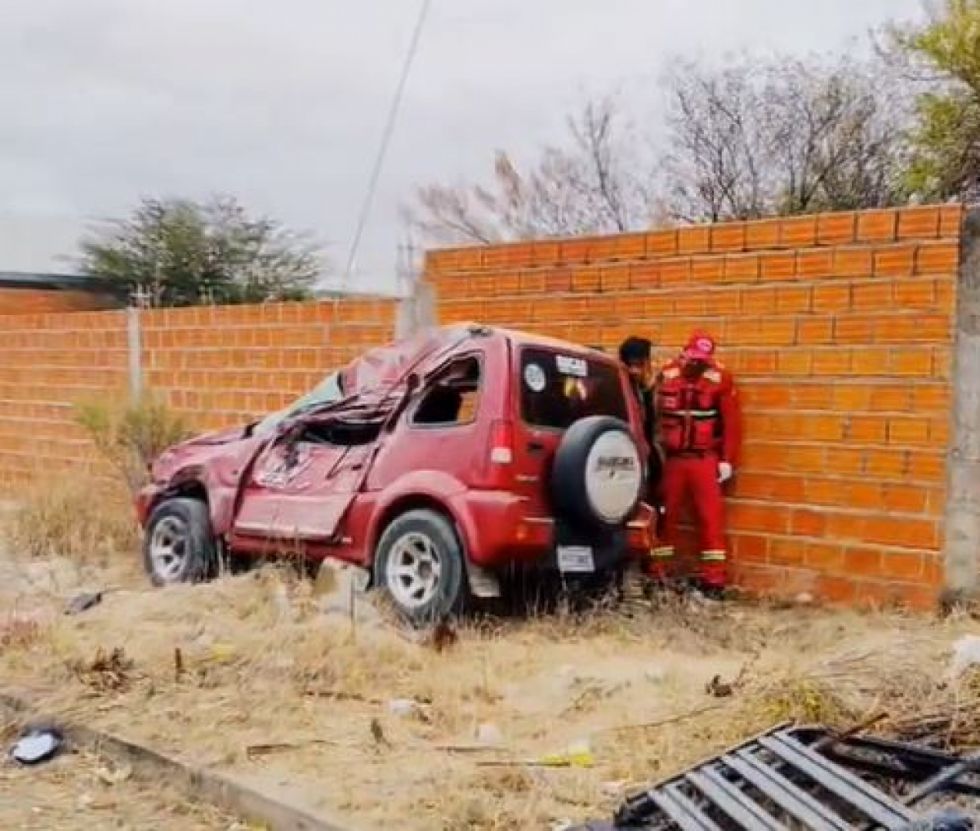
[486,419,514,486]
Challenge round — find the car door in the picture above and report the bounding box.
[366,353,485,491]
[231,424,374,544]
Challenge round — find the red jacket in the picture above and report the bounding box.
[654,358,741,465]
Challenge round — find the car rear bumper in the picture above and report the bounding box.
[457,491,653,571]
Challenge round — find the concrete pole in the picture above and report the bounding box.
[943,208,980,604]
[126,305,143,402]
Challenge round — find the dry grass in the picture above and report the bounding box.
[0,542,977,831]
[4,475,138,565]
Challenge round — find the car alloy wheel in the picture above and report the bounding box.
[149,514,191,584]
[384,531,443,610]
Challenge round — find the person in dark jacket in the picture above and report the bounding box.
[618,336,666,572]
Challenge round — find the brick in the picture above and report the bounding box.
[939,203,964,237]
[796,318,833,344]
[600,264,631,292]
[857,209,898,242]
[874,245,916,277]
[933,346,953,379]
[928,416,949,445]
[816,212,857,245]
[865,448,909,477]
[629,262,660,289]
[869,385,911,411]
[834,246,874,277]
[935,276,955,309]
[812,285,850,312]
[673,292,706,316]
[791,509,827,537]
[911,384,950,411]
[691,256,724,282]
[915,241,959,275]
[571,267,601,292]
[897,206,940,240]
[780,216,817,247]
[792,384,833,408]
[825,447,865,475]
[559,236,598,265]
[815,574,858,603]
[890,348,933,375]
[760,252,796,280]
[660,258,691,285]
[744,220,781,250]
[724,254,760,282]
[645,229,677,257]
[888,417,931,445]
[677,225,710,254]
[728,501,789,534]
[850,281,894,310]
[805,542,844,570]
[777,350,812,375]
[811,350,852,375]
[732,534,769,563]
[710,222,745,252]
[797,249,834,278]
[894,278,937,308]
[604,232,646,261]
[833,315,876,344]
[844,546,883,577]
[531,240,561,266]
[519,272,546,293]
[846,415,888,442]
[769,538,805,566]
[543,269,572,293]
[740,288,776,315]
[833,385,871,411]
[483,242,535,269]
[881,484,929,514]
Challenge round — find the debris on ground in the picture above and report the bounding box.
[573,724,980,830]
[9,725,65,765]
[69,647,134,692]
[950,635,980,679]
[65,591,104,616]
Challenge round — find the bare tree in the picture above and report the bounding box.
[662,56,912,222]
[405,97,656,244]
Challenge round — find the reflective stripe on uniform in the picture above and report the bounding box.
[650,546,675,559]
[700,550,727,562]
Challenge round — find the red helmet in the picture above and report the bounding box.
[682,330,717,361]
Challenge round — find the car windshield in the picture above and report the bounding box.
[519,347,628,430]
[254,371,345,434]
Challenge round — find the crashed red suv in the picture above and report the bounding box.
[136,323,653,622]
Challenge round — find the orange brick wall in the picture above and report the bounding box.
[0,287,120,315]
[426,205,963,608]
[141,298,397,432]
[0,298,397,487]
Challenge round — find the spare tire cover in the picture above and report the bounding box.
[551,416,644,529]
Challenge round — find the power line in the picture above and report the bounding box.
[342,0,432,289]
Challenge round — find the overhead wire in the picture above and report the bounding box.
[341,0,433,289]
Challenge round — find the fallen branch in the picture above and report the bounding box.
[597,702,729,735]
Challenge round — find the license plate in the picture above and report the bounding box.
[557,545,595,573]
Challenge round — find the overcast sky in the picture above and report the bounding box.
[1,0,924,294]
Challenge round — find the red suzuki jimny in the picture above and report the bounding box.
[136,323,653,623]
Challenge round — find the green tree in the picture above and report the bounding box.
[80,196,322,306]
[893,0,980,199]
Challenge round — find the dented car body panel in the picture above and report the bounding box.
[137,323,654,580]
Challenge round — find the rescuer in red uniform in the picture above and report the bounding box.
[652,330,741,595]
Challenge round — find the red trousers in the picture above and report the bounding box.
[649,454,727,588]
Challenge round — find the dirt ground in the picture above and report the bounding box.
[0,745,239,830]
[1,539,978,831]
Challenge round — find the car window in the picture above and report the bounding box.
[255,371,345,434]
[412,357,481,427]
[519,347,627,430]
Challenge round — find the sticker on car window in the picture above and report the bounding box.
[555,355,587,378]
[524,363,546,392]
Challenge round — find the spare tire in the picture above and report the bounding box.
[551,415,644,531]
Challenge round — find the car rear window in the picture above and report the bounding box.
[519,347,628,430]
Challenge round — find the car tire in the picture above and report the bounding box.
[143,497,218,587]
[374,509,466,626]
[551,415,644,532]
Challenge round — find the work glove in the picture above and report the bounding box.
[717,461,734,483]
